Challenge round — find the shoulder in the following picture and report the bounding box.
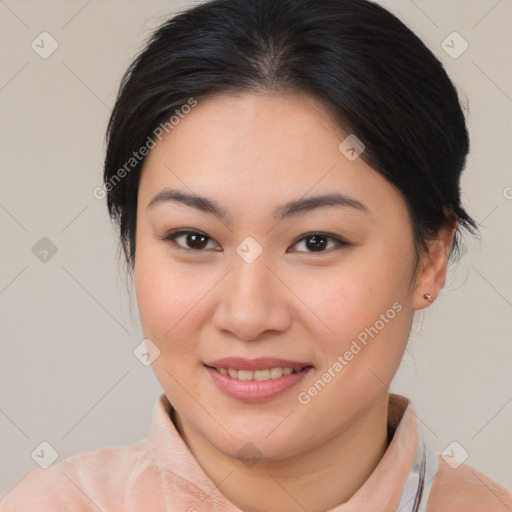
[0,439,158,512]
[427,455,512,512]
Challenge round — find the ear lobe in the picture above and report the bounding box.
[413,221,457,310]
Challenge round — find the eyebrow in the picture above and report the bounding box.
[146,188,369,221]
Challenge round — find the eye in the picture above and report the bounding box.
[159,230,220,252]
[158,230,348,254]
[289,232,348,253]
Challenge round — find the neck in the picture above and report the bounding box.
[173,392,391,512]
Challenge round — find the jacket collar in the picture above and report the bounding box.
[148,392,427,511]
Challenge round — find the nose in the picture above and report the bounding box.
[211,251,292,342]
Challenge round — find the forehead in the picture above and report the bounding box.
[142,91,343,173]
[138,91,403,218]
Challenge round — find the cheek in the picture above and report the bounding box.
[293,246,414,393]
[299,253,409,342]
[134,251,207,354]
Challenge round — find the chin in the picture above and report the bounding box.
[213,428,308,463]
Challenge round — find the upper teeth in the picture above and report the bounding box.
[216,367,299,381]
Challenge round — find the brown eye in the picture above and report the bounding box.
[182,232,209,249]
[305,234,328,251]
[162,230,219,251]
[290,233,347,253]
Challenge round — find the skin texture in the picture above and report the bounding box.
[134,91,456,512]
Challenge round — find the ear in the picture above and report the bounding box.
[413,217,457,310]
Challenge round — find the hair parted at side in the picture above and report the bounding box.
[103,0,478,277]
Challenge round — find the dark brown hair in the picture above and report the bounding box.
[103,0,478,280]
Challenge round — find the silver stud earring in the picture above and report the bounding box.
[423,293,433,302]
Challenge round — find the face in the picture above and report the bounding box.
[134,91,420,461]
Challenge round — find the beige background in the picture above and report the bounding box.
[1,0,511,498]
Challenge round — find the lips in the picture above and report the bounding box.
[203,357,314,402]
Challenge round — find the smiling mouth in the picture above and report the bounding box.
[204,365,313,381]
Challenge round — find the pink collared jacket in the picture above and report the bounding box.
[1,393,511,511]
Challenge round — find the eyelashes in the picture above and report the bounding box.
[158,229,349,254]
[161,230,220,252]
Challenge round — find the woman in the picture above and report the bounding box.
[2,0,510,510]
